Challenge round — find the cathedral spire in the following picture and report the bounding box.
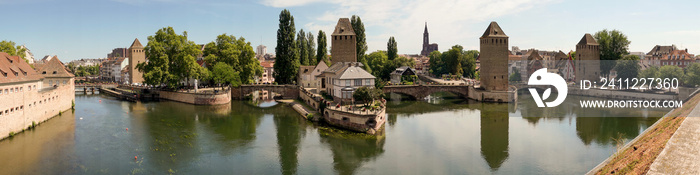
[424,22,428,33]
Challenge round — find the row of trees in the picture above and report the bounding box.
[67,64,99,77]
[636,63,700,87]
[136,27,263,88]
[274,10,333,84]
[428,45,478,78]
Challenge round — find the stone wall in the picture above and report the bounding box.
[324,107,386,135]
[0,79,75,140]
[157,89,231,105]
[468,86,516,103]
[299,88,322,111]
[568,87,677,100]
[232,85,300,100]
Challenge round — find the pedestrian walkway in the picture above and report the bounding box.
[648,102,700,174]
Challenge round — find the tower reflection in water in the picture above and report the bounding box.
[480,103,509,171]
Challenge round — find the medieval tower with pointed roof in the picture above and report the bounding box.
[128,38,145,84]
[331,18,357,64]
[575,33,600,81]
[421,22,438,56]
[479,21,509,91]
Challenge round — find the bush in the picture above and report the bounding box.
[9,132,15,137]
[306,113,314,120]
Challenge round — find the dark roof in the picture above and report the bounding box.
[577,33,598,46]
[0,52,42,83]
[130,38,143,49]
[525,50,543,60]
[647,45,677,56]
[391,66,416,76]
[332,18,355,36]
[36,55,74,78]
[480,21,508,38]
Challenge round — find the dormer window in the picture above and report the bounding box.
[53,71,57,74]
[42,71,46,74]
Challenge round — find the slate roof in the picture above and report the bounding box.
[332,18,355,36]
[647,45,677,56]
[577,33,599,46]
[481,21,508,38]
[334,65,375,80]
[0,52,43,83]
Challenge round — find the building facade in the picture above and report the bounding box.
[479,21,509,91]
[1,52,74,140]
[647,45,677,66]
[660,49,697,68]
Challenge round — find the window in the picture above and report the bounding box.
[355,79,362,86]
[345,80,351,86]
[10,88,13,93]
[49,80,53,85]
[20,87,22,92]
[365,79,371,85]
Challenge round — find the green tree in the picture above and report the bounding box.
[316,30,328,65]
[137,27,205,88]
[67,62,77,73]
[594,29,631,79]
[659,65,684,82]
[461,50,478,78]
[351,15,368,69]
[274,9,299,84]
[297,29,309,66]
[0,40,28,62]
[428,50,445,76]
[203,34,263,84]
[366,51,391,80]
[684,63,700,87]
[307,31,316,65]
[210,62,241,89]
[638,66,660,79]
[614,55,640,80]
[353,86,382,106]
[509,69,521,82]
[387,37,397,60]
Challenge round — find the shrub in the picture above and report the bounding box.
[306,113,314,120]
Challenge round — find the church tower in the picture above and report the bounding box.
[575,33,600,82]
[128,38,145,84]
[423,22,429,50]
[331,18,357,64]
[479,21,509,91]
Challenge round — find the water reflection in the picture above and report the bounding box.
[480,103,509,171]
[274,113,307,175]
[319,130,386,175]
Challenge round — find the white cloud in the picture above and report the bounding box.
[262,0,558,54]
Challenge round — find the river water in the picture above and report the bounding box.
[0,92,668,174]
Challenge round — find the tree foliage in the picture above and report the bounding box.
[0,40,28,62]
[210,62,241,87]
[614,55,640,80]
[351,15,368,69]
[594,29,630,78]
[638,66,660,79]
[72,65,100,77]
[297,29,309,66]
[428,45,478,78]
[316,30,328,65]
[659,65,684,81]
[274,9,299,84]
[684,63,700,87]
[137,27,206,88]
[353,86,383,106]
[365,50,415,81]
[387,37,397,60]
[306,31,316,65]
[202,34,262,84]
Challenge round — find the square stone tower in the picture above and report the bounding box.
[479,21,509,91]
[129,38,145,84]
[575,34,600,82]
[331,18,357,64]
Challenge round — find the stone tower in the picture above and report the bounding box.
[575,33,600,82]
[129,38,145,84]
[479,21,509,91]
[331,18,357,64]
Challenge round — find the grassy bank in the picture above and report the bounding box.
[592,93,700,174]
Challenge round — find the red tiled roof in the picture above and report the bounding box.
[0,52,42,83]
[261,61,274,68]
[36,55,74,78]
[660,49,696,60]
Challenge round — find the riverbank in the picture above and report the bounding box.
[588,92,700,174]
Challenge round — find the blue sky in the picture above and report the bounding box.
[2,0,700,61]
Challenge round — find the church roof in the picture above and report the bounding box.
[332,18,355,36]
[577,33,598,46]
[480,21,508,38]
[424,22,428,34]
[130,38,143,49]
